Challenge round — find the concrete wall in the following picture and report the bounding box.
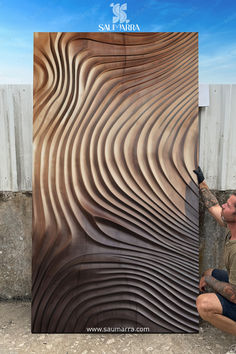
[0,192,31,299]
[199,85,236,190]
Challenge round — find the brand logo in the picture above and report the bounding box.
[98,3,140,32]
[110,3,129,24]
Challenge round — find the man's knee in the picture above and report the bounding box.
[196,294,222,319]
[196,294,209,319]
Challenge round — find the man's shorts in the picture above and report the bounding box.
[212,269,236,321]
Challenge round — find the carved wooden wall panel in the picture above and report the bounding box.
[32,32,199,333]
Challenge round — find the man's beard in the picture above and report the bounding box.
[222,214,235,224]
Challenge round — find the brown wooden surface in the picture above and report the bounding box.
[32,32,199,333]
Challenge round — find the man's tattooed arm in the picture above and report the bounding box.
[199,181,225,226]
[205,275,236,304]
[199,181,219,209]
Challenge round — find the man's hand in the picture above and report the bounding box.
[193,166,205,184]
[199,276,207,292]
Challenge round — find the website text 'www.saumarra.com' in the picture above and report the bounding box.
[86,326,150,333]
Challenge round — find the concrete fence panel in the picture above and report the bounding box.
[0,85,32,191]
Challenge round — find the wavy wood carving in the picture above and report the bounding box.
[32,32,199,333]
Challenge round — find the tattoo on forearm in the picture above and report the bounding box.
[205,275,236,304]
[200,188,219,209]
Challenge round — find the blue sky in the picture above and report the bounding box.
[0,0,236,83]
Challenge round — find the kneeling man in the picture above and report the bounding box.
[194,167,236,336]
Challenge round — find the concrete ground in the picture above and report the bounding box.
[0,301,236,354]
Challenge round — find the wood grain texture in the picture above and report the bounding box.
[32,32,199,333]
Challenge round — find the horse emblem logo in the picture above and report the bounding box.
[110,3,130,24]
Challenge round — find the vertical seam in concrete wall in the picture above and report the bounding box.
[13,88,21,191]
